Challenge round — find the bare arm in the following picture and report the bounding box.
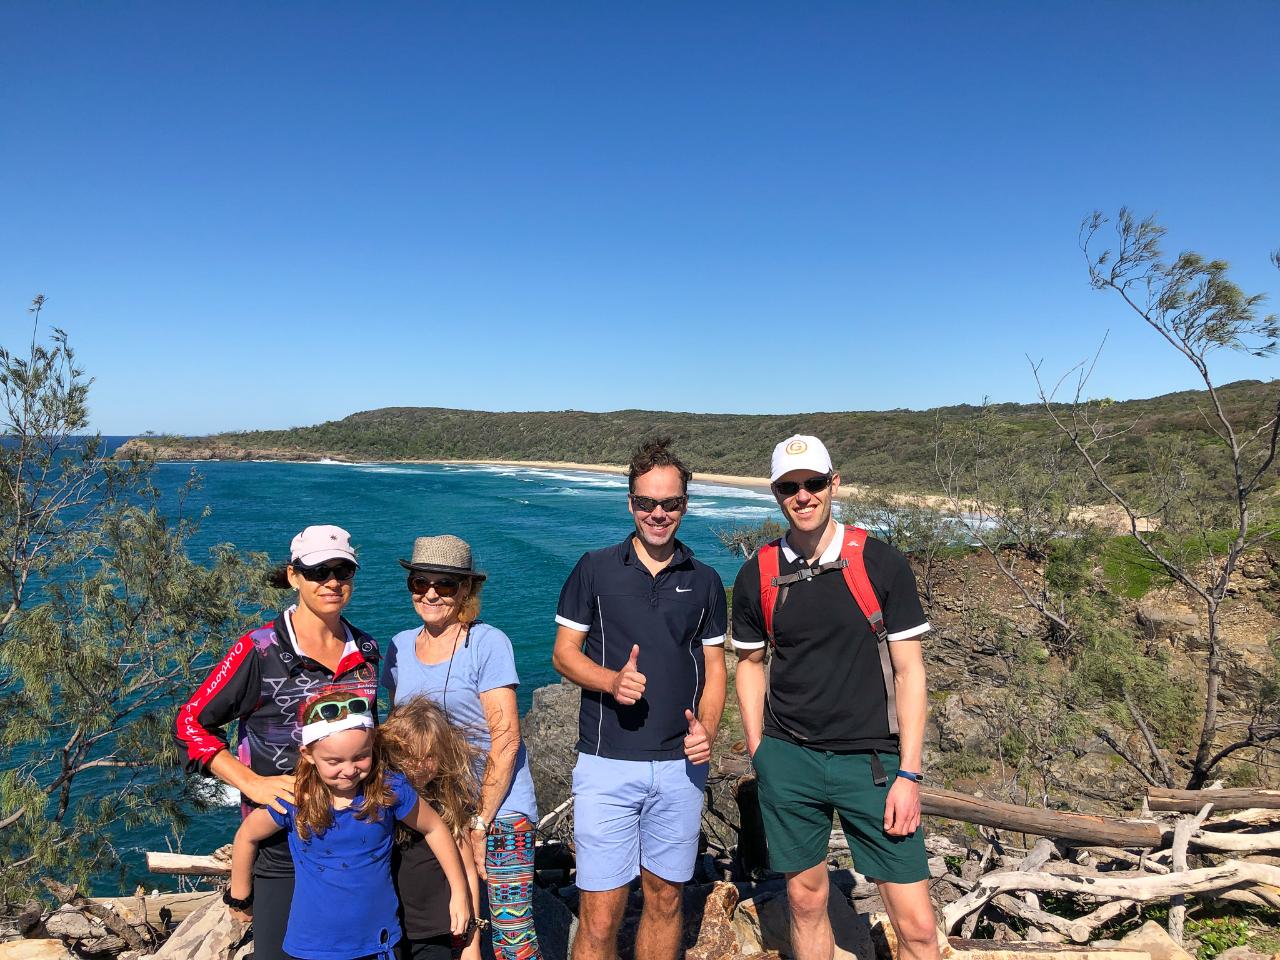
[699,644,727,742]
[552,625,614,693]
[883,639,928,836]
[476,686,520,825]
[458,834,482,960]
[469,684,522,879]
[552,625,645,703]
[735,647,766,756]
[229,807,283,917]
[209,749,295,814]
[401,800,473,935]
[889,639,927,773]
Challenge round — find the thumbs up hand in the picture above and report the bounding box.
[610,644,647,705]
[683,709,712,765]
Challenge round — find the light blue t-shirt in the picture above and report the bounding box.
[382,622,538,821]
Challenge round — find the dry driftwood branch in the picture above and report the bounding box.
[1148,787,1280,812]
[1190,826,1280,853]
[146,852,231,878]
[40,878,150,952]
[988,893,1093,943]
[536,796,573,833]
[922,786,1163,847]
[942,859,1280,933]
[1168,802,1214,944]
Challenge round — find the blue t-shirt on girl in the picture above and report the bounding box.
[382,622,538,821]
[268,771,419,960]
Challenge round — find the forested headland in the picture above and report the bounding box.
[123,378,1278,500]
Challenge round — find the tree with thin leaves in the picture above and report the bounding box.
[1035,211,1280,788]
[0,297,272,907]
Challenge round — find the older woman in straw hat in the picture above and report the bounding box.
[382,535,541,960]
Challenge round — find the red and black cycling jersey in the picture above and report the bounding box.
[175,607,380,780]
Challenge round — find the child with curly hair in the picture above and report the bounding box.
[226,691,471,960]
[379,696,485,960]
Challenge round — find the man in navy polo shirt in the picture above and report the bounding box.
[552,437,727,960]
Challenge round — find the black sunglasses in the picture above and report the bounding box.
[407,574,462,598]
[308,696,370,722]
[772,473,834,498]
[630,494,688,514]
[292,560,358,583]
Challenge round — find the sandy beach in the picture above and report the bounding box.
[428,458,777,495]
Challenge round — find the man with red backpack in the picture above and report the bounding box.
[733,435,940,960]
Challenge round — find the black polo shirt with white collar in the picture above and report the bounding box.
[556,534,727,761]
[732,524,929,752]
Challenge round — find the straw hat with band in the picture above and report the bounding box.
[398,535,487,581]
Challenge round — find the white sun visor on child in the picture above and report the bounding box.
[301,711,374,746]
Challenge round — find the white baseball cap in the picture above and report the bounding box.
[770,435,834,482]
[290,525,359,567]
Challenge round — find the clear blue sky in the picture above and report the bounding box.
[3,2,1277,435]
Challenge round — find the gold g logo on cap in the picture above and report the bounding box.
[786,440,808,455]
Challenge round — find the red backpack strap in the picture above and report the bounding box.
[839,526,899,735]
[838,527,888,642]
[756,540,782,646]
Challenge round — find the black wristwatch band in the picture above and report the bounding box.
[223,887,253,909]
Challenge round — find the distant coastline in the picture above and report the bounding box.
[116,440,777,495]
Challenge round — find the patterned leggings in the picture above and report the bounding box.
[485,814,542,960]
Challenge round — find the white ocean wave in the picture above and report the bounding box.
[687,481,774,502]
[523,469,627,488]
[196,777,240,808]
[352,465,431,475]
[689,504,777,520]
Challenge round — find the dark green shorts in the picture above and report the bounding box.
[752,735,929,882]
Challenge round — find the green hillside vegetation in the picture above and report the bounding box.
[139,379,1279,500]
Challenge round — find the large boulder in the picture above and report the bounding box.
[522,679,581,818]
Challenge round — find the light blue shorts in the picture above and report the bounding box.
[571,753,709,891]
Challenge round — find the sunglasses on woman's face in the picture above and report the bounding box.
[293,560,358,583]
[772,473,834,498]
[407,574,461,598]
[308,696,370,722]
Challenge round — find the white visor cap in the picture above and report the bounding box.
[291,525,359,567]
[300,711,374,747]
[770,435,834,483]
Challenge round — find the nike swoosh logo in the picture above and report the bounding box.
[675,587,692,593]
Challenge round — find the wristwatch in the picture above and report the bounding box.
[468,814,489,833]
[896,770,924,783]
[222,887,253,909]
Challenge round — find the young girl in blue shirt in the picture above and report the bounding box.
[227,691,472,960]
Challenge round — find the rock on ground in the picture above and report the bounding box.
[1117,920,1195,960]
[0,941,72,960]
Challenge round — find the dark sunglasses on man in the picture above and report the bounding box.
[629,494,688,514]
[406,574,462,598]
[292,560,358,583]
[772,472,834,498]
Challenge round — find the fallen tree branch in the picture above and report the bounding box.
[922,786,1163,847]
[1148,788,1280,812]
[41,878,150,952]
[942,859,1280,933]
[1169,802,1214,944]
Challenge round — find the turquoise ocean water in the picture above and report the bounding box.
[139,457,777,887]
